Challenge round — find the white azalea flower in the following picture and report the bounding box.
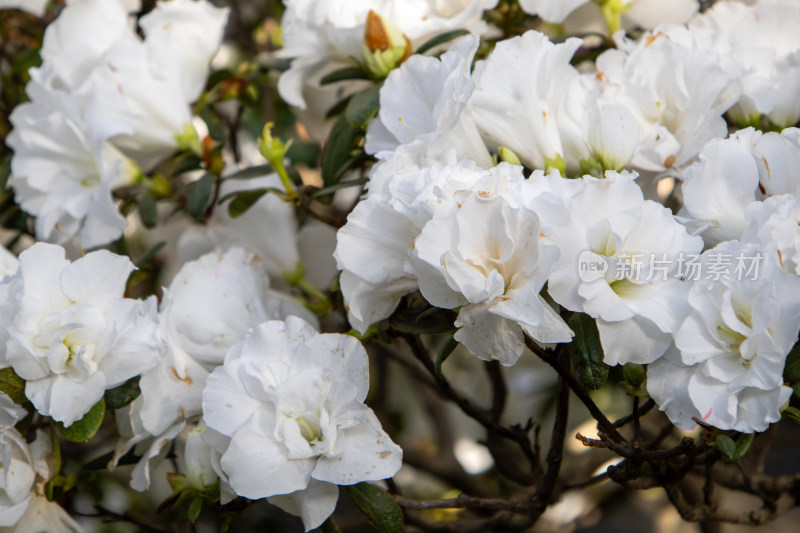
[37,0,140,91]
[0,402,80,531]
[117,248,315,490]
[680,127,800,247]
[365,35,492,167]
[138,0,230,103]
[334,153,492,333]
[742,195,800,276]
[595,25,740,171]
[202,317,402,532]
[689,0,800,128]
[138,247,316,437]
[7,76,138,249]
[3,243,160,427]
[547,171,703,365]
[648,241,800,433]
[409,164,573,364]
[470,30,589,174]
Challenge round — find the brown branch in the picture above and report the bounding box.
[525,336,626,444]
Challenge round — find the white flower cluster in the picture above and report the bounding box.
[332,0,800,436]
[7,0,228,248]
[4,0,800,529]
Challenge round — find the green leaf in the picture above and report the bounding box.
[345,86,381,129]
[138,193,158,228]
[0,368,26,404]
[435,336,458,381]
[783,343,800,397]
[187,496,203,522]
[715,434,736,460]
[390,307,457,335]
[567,313,609,391]
[731,433,755,462]
[199,106,226,142]
[311,177,369,198]
[0,154,11,191]
[325,96,353,119]
[320,66,371,85]
[58,399,105,443]
[187,174,214,219]
[345,483,403,533]
[136,241,166,269]
[104,377,141,410]
[321,115,362,188]
[224,164,273,180]
[783,406,800,426]
[415,29,470,55]
[226,188,269,218]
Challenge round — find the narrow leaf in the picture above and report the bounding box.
[224,164,273,180]
[320,66,371,85]
[136,242,166,269]
[415,29,470,55]
[321,115,362,188]
[0,368,26,404]
[138,193,158,228]
[783,343,800,397]
[104,377,141,410]
[731,433,755,462]
[567,313,609,391]
[58,399,105,443]
[345,86,380,129]
[715,434,736,460]
[227,189,269,218]
[346,483,403,533]
[187,174,213,219]
[435,336,459,380]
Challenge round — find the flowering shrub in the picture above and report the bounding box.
[2,0,800,531]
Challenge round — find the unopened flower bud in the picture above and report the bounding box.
[362,10,411,79]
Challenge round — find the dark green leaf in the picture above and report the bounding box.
[783,406,800,426]
[731,433,755,462]
[136,242,166,269]
[227,188,269,218]
[345,86,380,129]
[321,115,362,188]
[567,313,609,391]
[0,154,11,191]
[325,96,353,119]
[187,496,203,522]
[58,399,105,443]
[435,336,458,381]
[783,343,800,397]
[311,177,369,198]
[321,517,343,533]
[715,434,736,460]
[138,193,158,228]
[320,66,371,85]
[0,367,26,404]
[390,307,457,335]
[224,164,273,180]
[187,174,213,219]
[199,107,226,142]
[346,482,403,533]
[415,29,470,55]
[104,377,141,410]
